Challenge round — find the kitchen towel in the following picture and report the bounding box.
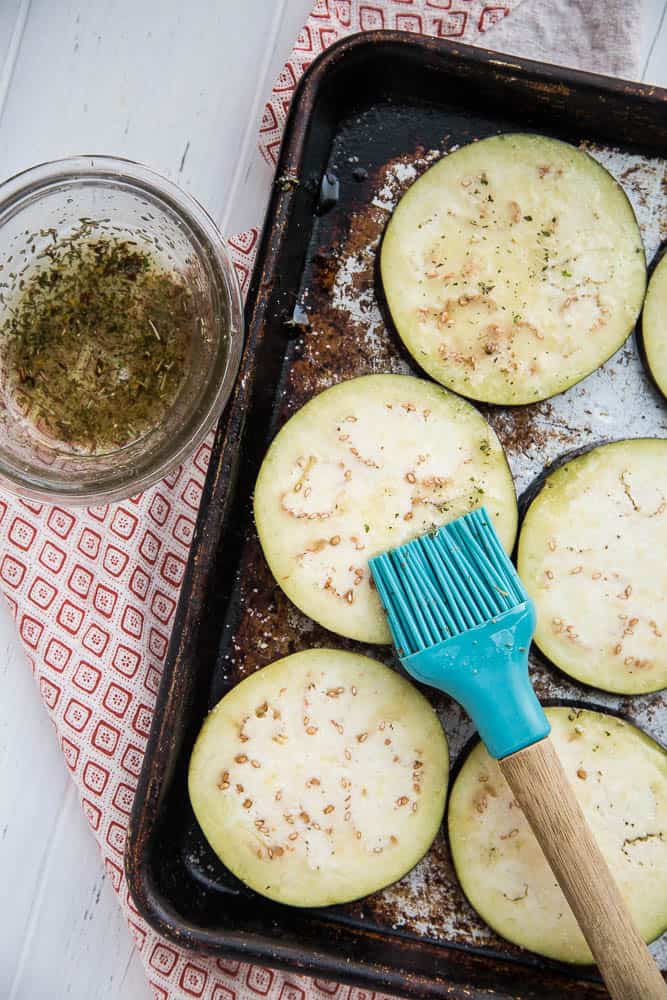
[0,2,644,999]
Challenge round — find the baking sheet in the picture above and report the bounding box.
[127,34,667,995]
[222,135,667,964]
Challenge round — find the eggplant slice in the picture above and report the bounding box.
[640,246,667,399]
[448,706,667,964]
[518,439,667,694]
[254,374,517,643]
[189,648,449,908]
[380,134,646,405]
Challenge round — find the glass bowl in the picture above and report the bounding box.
[0,155,244,504]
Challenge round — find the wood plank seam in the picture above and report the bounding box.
[642,0,667,79]
[0,0,31,130]
[6,783,77,1000]
[219,0,289,233]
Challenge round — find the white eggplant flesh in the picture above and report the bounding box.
[448,706,667,964]
[380,133,646,405]
[518,439,667,694]
[189,649,449,907]
[254,374,517,643]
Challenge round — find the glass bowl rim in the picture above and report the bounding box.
[0,154,244,505]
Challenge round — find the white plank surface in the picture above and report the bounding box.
[0,2,665,998]
[643,0,667,84]
[0,1,28,119]
[0,589,151,1000]
[0,2,312,998]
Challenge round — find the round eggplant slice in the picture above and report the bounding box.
[518,439,667,694]
[380,133,646,405]
[254,374,517,643]
[448,706,667,965]
[640,248,667,399]
[188,648,449,908]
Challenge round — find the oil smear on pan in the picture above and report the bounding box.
[331,150,441,364]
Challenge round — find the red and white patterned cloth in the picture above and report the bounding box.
[0,2,641,999]
[256,0,516,167]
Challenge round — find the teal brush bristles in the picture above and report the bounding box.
[371,508,528,655]
[370,508,550,759]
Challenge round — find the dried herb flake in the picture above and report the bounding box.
[2,233,195,452]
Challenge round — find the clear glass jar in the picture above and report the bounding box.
[0,155,244,504]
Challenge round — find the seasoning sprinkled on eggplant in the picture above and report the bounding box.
[380,134,646,405]
[188,649,449,907]
[254,374,517,643]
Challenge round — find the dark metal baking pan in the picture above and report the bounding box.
[126,30,667,999]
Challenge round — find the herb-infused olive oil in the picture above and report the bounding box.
[1,229,196,453]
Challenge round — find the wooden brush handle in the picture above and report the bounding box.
[499,737,667,1000]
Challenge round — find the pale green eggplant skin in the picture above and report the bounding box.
[639,242,667,400]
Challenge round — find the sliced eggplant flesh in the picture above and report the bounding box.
[380,133,646,405]
[448,706,667,964]
[188,648,449,908]
[518,439,667,694]
[641,249,667,399]
[254,374,517,643]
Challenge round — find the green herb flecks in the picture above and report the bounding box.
[276,172,300,192]
[2,233,195,452]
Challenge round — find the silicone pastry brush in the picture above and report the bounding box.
[369,508,667,1000]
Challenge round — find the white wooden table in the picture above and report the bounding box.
[1,2,666,997]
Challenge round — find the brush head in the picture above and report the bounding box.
[369,507,529,658]
[370,507,548,759]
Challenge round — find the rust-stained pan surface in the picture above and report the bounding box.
[126,31,667,999]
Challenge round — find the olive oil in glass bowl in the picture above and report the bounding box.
[0,156,244,504]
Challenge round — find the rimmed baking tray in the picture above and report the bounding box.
[126,30,667,999]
